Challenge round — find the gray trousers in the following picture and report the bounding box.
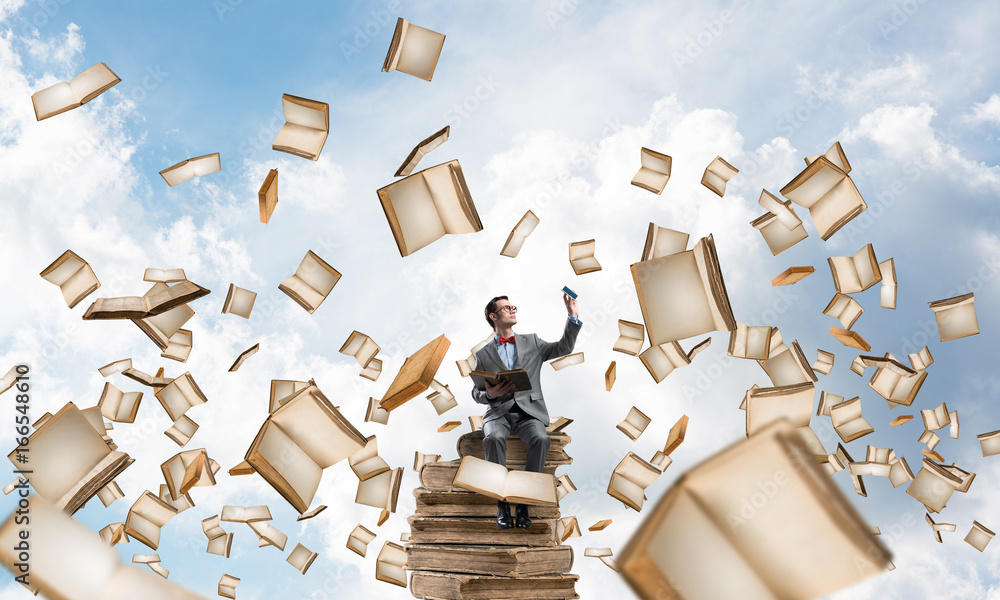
[482,405,550,473]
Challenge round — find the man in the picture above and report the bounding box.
[470,292,581,530]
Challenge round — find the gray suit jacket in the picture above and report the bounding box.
[470,319,582,425]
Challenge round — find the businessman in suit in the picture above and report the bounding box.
[470,292,582,530]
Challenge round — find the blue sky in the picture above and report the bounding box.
[1,1,1000,599]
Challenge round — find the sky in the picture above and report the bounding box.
[0,0,999,598]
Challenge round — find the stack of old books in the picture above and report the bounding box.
[405,429,578,599]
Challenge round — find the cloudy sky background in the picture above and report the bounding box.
[1,0,999,598]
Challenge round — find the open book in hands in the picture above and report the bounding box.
[470,369,532,392]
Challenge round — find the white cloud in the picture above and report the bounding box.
[965,94,1000,126]
[841,102,1000,191]
[23,21,82,65]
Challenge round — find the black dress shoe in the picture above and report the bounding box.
[496,500,514,530]
[515,504,532,530]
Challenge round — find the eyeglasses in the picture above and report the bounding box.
[494,305,517,314]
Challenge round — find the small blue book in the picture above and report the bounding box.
[562,286,578,300]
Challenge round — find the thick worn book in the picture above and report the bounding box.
[457,431,571,463]
[453,456,557,506]
[31,62,121,121]
[410,571,578,599]
[619,420,889,600]
[377,159,482,257]
[631,234,736,345]
[406,544,573,577]
[469,368,531,391]
[245,383,367,513]
[272,93,329,160]
[407,516,557,547]
[382,17,446,81]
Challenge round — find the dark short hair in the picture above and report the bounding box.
[484,295,508,330]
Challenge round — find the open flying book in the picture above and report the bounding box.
[159,153,221,187]
[7,402,133,515]
[780,143,867,240]
[641,223,689,261]
[928,293,980,341]
[377,159,482,257]
[750,199,808,256]
[631,147,672,194]
[245,383,367,513]
[500,210,540,258]
[828,243,882,294]
[382,17,446,81]
[279,250,342,313]
[83,280,210,320]
[608,452,661,511]
[0,496,204,600]
[31,62,121,121]
[569,239,602,274]
[396,125,449,176]
[453,455,558,506]
[272,94,329,160]
[618,420,890,600]
[39,249,101,309]
[639,338,710,384]
[631,234,736,345]
[701,156,739,197]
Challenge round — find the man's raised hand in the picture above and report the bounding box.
[563,292,579,318]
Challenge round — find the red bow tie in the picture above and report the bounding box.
[498,335,515,345]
